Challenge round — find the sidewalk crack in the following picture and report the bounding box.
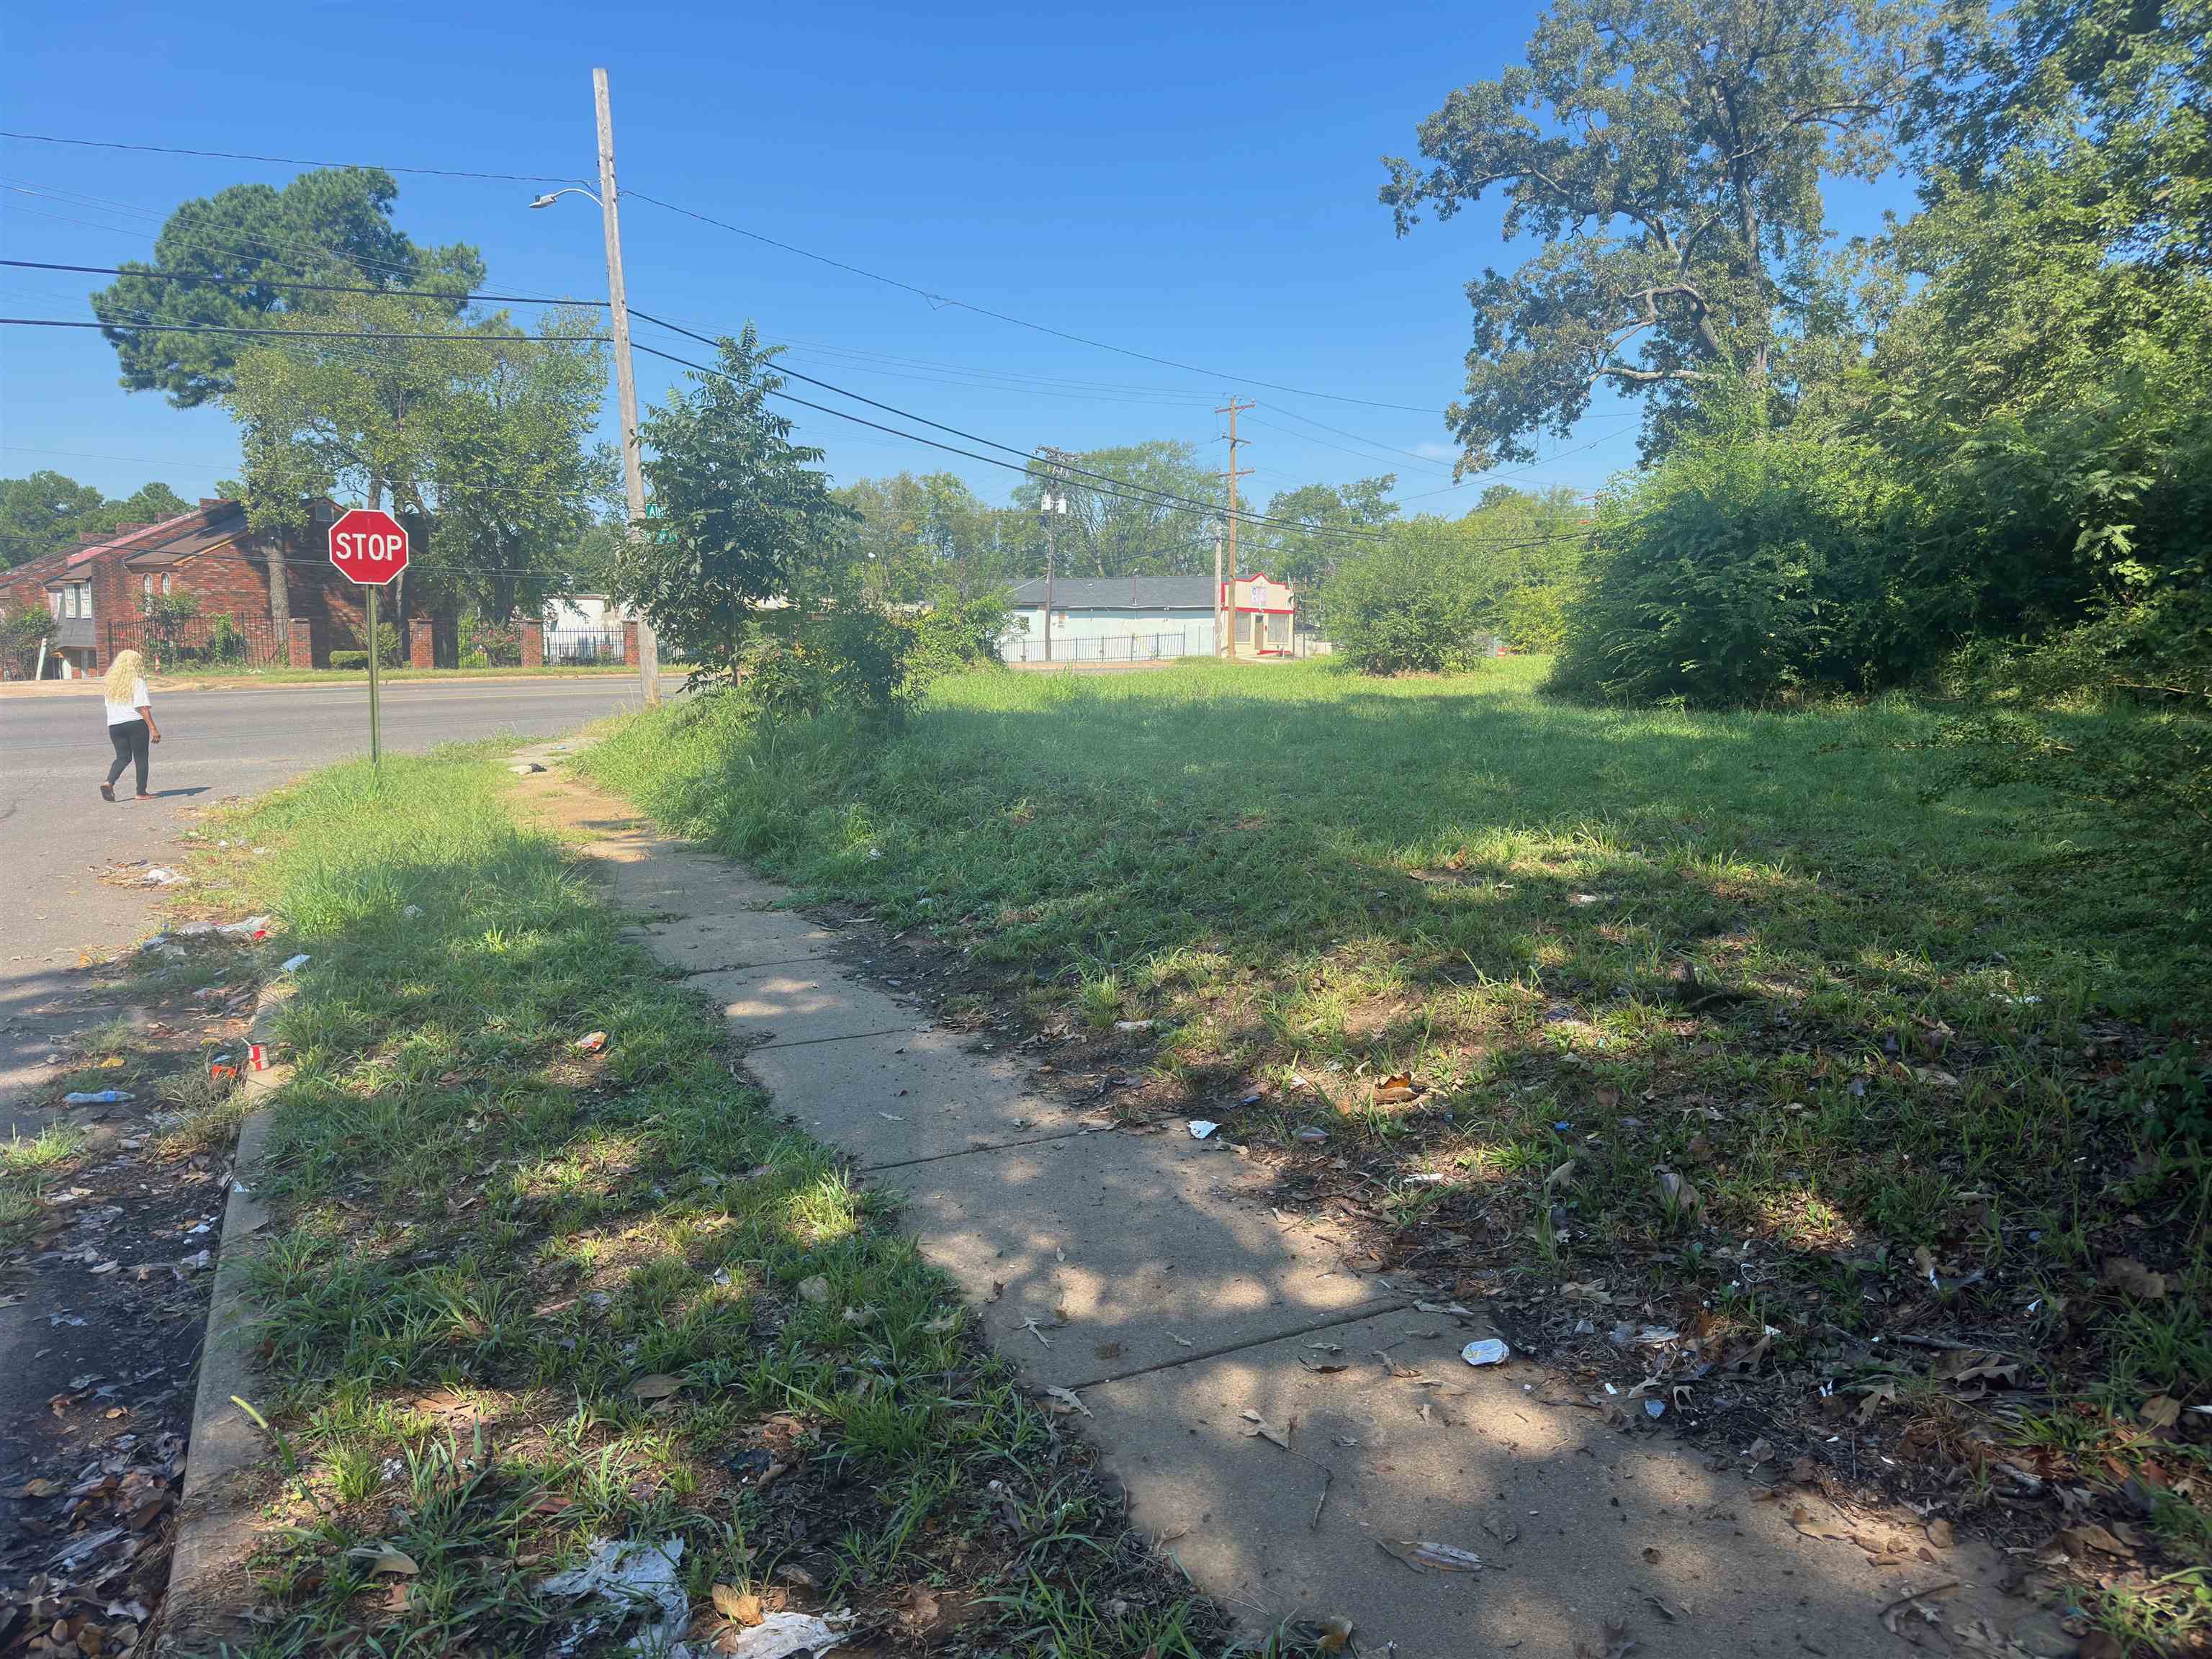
[1061,1297,1413,1390]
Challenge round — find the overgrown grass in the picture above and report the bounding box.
[582,657,2210,1560]
[195,747,1231,1658]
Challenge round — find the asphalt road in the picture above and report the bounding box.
[0,676,671,1120]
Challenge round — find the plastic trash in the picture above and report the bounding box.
[63,1090,136,1105]
[539,1536,689,1658]
[719,1611,854,1659]
[1461,1338,1511,1367]
[1113,1019,1154,1033]
[1187,1120,1220,1140]
[140,868,189,886]
[1295,1126,1329,1143]
[218,914,272,938]
[280,953,311,974]
[508,761,547,775]
[575,1031,608,1053]
[1645,1398,1666,1419]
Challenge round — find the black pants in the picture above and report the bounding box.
[107,719,150,794]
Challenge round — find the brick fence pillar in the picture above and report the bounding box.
[520,620,544,668]
[408,616,436,668]
[287,616,315,669]
[621,620,638,665]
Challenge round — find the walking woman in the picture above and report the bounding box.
[100,648,159,803]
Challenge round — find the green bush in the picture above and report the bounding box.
[328,650,369,671]
[742,599,912,724]
[3,608,55,679]
[1550,429,1941,705]
[1324,522,1497,674]
[906,587,1010,693]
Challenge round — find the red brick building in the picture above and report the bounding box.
[0,500,457,677]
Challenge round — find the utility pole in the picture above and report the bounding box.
[593,68,660,706]
[1215,398,1254,658]
[1035,446,1073,664]
[1212,517,1224,660]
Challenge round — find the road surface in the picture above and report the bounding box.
[0,676,673,1120]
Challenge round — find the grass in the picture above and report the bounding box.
[184,746,1240,1658]
[580,656,2211,1595]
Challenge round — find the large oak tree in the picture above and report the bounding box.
[1381,0,1925,469]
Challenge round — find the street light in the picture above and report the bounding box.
[531,68,660,705]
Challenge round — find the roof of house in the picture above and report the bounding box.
[63,507,212,570]
[124,507,250,570]
[1006,575,1218,611]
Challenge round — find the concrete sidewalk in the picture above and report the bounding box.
[517,752,2072,1659]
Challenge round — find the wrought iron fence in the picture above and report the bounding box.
[545,626,625,665]
[107,613,285,670]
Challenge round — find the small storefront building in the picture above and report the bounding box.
[999,572,1298,662]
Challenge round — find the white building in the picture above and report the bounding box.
[1001,574,1295,663]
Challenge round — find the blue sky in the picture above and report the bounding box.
[1,0,1912,519]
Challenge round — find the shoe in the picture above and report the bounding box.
[100,783,115,801]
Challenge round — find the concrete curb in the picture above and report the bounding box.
[158,980,292,1655]
[0,670,683,700]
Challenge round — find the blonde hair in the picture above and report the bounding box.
[104,649,147,705]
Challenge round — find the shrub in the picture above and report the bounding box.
[906,588,1009,693]
[1550,430,1942,705]
[328,650,369,671]
[742,599,912,724]
[1324,522,1496,674]
[2,608,54,680]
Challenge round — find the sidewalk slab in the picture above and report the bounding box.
[625,908,842,974]
[749,1025,1100,1167]
[1082,1308,2043,1659]
[868,1130,1405,1390]
[692,964,925,1048]
[596,846,782,914]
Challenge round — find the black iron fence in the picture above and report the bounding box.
[545,626,625,665]
[107,613,286,670]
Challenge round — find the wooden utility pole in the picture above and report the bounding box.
[1212,517,1224,660]
[1215,398,1253,657]
[1035,446,1073,663]
[593,68,660,705]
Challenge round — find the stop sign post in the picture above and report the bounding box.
[328,508,410,768]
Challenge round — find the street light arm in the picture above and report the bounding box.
[529,186,603,210]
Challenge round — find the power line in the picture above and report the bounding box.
[2,258,606,311]
[0,130,583,186]
[626,307,1377,541]
[2,316,603,345]
[621,188,1442,415]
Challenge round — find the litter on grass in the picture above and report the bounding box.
[63,1090,135,1105]
[280,954,311,974]
[575,1031,608,1053]
[1187,1120,1220,1140]
[538,1536,689,1658]
[1461,1339,1510,1367]
[718,1611,854,1659]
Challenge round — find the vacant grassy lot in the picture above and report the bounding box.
[181,751,1232,1658]
[587,656,2211,1649]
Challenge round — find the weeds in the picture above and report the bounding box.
[192,747,1219,1657]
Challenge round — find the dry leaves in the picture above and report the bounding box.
[1372,1073,1418,1103]
[711,1583,764,1627]
[795,1275,830,1305]
[1241,1410,1291,1449]
[2100,1256,2167,1300]
[349,1542,419,1576]
[630,1372,684,1401]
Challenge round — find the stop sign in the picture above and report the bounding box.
[328,508,410,586]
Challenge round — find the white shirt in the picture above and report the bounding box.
[105,678,150,726]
